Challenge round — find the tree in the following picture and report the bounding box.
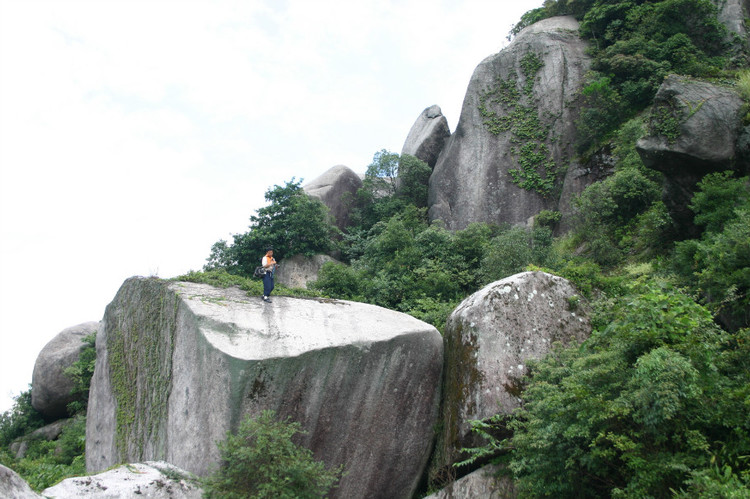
[396,154,431,208]
[349,150,410,233]
[205,179,340,276]
[202,410,343,499]
[0,388,44,447]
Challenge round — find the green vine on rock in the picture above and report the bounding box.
[108,278,178,462]
[509,142,557,196]
[478,51,559,197]
[647,93,706,144]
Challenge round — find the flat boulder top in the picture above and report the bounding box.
[170,281,438,360]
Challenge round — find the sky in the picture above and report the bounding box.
[0,0,542,413]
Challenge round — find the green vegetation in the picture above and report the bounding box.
[0,332,96,491]
[513,0,733,154]
[0,415,87,491]
[460,283,750,497]
[63,332,96,415]
[201,410,343,499]
[478,51,558,196]
[4,1,750,496]
[0,389,44,448]
[206,179,340,276]
[442,2,750,496]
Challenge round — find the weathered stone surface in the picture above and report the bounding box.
[425,464,516,499]
[274,253,337,289]
[401,105,451,168]
[716,0,747,39]
[431,271,590,477]
[32,321,99,421]
[10,418,72,459]
[87,277,443,499]
[636,75,746,236]
[0,464,42,499]
[42,461,201,498]
[428,17,591,231]
[304,164,362,230]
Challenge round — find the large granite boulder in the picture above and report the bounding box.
[42,461,201,498]
[636,75,746,236]
[430,271,591,481]
[428,16,591,230]
[274,253,337,289]
[32,321,99,421]
[87,277,443,499]
[0,464,42,499]
[401,105,451,168]
[425,464,515,499]
[304,164,362,230]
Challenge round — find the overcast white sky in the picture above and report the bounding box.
[0,0,542,413]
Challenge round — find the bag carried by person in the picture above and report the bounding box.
[253,266,266,278]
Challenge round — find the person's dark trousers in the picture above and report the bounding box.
[263,272,274,297]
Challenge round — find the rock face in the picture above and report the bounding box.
[274,253,336,289]
[87,277,443,499]
[431,271,591,479]
[636,75,746,236]
[401,105,451,168]
[716,0,748,39]
[304,164,363,230]
[32,321,99,421]
[0,464,42,499]
[425,464,515,499]
[42,461,201,498]
[428,17,592,230]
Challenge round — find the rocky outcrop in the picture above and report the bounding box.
[42,461,201,498]
[304,165,362,230]
[428,16,592,231]
[32,321,99,421]
[0,464,42,499]
[430,271,591,481]
[87,277,443,499]
[401,105,451,168]
[716,0,747,39]
[10,418,72,459]
[274,253,337,289]
[425,464,515,499]
[636,75,747,236]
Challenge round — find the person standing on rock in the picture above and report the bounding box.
[261,247,277,303]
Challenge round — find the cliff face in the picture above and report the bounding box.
[428,16,592,230]
[86,277,443,499]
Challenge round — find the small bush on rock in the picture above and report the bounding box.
[202,410,343,499]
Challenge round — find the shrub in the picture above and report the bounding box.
[64,333,97,416]
[576,75,627,154]
[309,262,361,299]
[202,410,343,499]
[481,226,552,283]
[689,171,750,235]
[684,209,750,330]
[571,167,661,266]
[4,415,88,491]
[0,388,44,447]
